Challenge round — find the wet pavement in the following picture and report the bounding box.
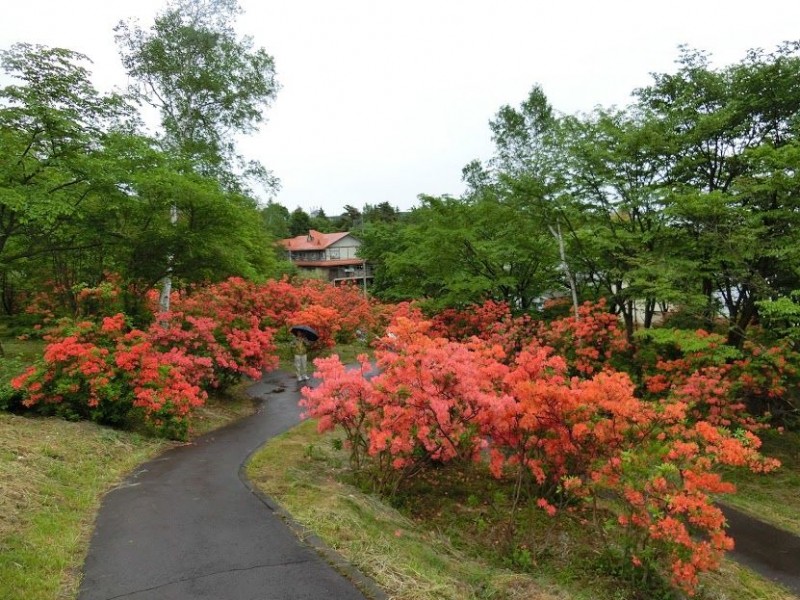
[78,370,372,600]
[723,503,800,596]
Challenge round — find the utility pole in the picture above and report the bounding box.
[361,206,367,297]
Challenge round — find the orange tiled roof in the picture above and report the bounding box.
[280,230,352,251]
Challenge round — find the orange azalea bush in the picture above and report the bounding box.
[302,306,781,595]
[12,314,211,438]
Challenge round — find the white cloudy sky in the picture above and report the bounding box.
[2,1,799,215]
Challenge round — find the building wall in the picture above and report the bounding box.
[327,236,361,260]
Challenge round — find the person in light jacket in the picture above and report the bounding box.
[292,333,310,382]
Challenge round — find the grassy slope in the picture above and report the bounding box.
[0,415,169,600]
[0,388,257,600]
[248,420,798,600]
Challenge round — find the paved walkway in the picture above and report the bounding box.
[78,369,800,599]
[722,504,800,596]
[78,370,371,600]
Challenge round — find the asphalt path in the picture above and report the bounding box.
[722,504,800,596]
[78,370,371,600]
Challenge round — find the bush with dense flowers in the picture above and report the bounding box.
[11,276,385,438]
[301,304,782,595]
[11,314,211,438]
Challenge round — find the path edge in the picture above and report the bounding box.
[238,439,389,600]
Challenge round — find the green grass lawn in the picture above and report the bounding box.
[247,420,798,600]
[1,338,45,363]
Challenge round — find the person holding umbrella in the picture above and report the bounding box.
[290,325,318,383]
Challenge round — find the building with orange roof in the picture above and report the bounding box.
[279,230,372,286]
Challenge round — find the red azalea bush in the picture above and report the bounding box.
[12,275,387,438]
[11,314,210,438]
[302,307,781,595]
[429,299,537,361]
[537,299,630,376]
[294,279,379,343]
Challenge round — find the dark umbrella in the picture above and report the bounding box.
[290,325,319,342]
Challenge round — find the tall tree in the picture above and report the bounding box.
[486,86,581,318]
[360,194,558,310]
[115,0,279,309]
[634,43,800,345]
[0,44,129,314]
[335,204,362,231]
[115,0,278,179]
[260,199,290,239]
[559,108,680,339]
[309,207,335,233]
[363,202,398,224]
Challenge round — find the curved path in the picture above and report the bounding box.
[78,370,372,600]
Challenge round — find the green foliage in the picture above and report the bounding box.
[360,194,559,310]
[261,200,291,238]
[288,207,312,236]
[378,42,800,345]
[0,31,283,318]
[757,291,800,348]
[115,0,278,184]
[635,328,742,364]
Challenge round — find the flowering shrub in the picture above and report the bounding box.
[734,340,800,424]
[11,315,210,438]
[13,275,386,438]
[302,307,781,595]
[294,279,378,343]
[537,299,630,376]
[429,300,537,361]
[302,316,508,493]
[147,311,277,389]
[635,327,800,430]
[288,305,341,350]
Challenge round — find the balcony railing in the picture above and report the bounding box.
[330,265,373,281]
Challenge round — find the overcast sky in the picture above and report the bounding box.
[2,1,800,215]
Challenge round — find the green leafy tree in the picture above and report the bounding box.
[485,86,581,318]
[635,43,800,345]
[309,207,335,233]
[559,108,682,339]
[363,201,398,224]
[115,0,278,179]
[0,44,132,314]
[260,199,290,239]
[361,194,558,310]
[115,0,279,309]
[335,204,362,232]
[288,207,312,237]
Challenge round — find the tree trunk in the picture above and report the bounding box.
[726,295,757,348]
[622,301,635,343]
[702,277,716,330]
[159,204,178,313]
[548,221,579,320]
[643,297,656,329]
